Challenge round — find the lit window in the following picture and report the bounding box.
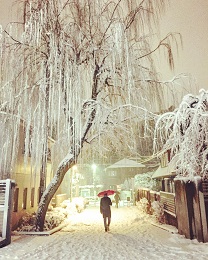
[109,171,117,176]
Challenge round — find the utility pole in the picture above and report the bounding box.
[70,165,77,202]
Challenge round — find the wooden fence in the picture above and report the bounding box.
[137,178,208,242]
[137,188,177,227]
[160,191,176,217]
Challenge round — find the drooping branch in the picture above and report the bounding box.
[0,0,185,231]
[138,33,182,70]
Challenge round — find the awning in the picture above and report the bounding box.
[152,156,178,179]
[152,166,176,179]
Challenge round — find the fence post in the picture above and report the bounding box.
[174,179,192,239]
[201,179,208,242]
[174,177,207,241]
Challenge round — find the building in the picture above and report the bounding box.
[152,151,177,193]
[104,158,146,191]
[0,117,54,229]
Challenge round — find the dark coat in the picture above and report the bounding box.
[100,196,112,218]
[114,193,120,202]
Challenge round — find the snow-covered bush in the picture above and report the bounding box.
[44,207,67,230]
[137,197,150,214]
[16,208,68,232]
[151,200,165,223]
[134,171,159,191]
[72,197,87,213]
[16,212,36,232]
[61,197,88,214]
[60,200,77,214]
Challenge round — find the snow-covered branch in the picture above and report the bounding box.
[154,89,208,178]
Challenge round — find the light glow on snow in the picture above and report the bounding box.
[1,205,208,259]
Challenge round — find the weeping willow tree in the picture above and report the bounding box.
[154,89,208,178]
[0,0,182,230]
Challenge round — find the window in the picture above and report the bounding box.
[47,148,51,161]
[167,149,171,162]
[30,187,35,207]
[38,187,41,203]
[109,171,117,177]
[161,153,168,167]
[22,188,27,210]
[13,188,19,212]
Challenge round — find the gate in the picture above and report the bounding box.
[0,179,15,248]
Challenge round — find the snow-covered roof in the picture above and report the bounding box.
[106,158,146,169]
[152,156,178,179]
[152,166,176,179]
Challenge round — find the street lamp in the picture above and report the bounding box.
[92,164,97,172]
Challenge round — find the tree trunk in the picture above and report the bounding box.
[35,153,75,231]
[39,159,47,202]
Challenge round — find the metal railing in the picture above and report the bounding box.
[0,179,15,248]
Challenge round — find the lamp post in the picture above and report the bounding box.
[70,165,77,202]
[131,177,136,206]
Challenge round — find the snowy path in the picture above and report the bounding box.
[1,205,208,260]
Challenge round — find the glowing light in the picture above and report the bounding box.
[92,164,97,171]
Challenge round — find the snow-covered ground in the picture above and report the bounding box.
[1,205,208,260]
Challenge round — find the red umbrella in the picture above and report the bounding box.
[97,189,115,197]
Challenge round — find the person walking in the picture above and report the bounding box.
[100,193,112,232]
[114,193,120,208]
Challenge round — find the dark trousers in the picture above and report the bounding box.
[103,216,111,228]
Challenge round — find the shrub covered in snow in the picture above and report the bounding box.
[16,212,36,232]
[16,207,68,232]
[16,198,88,232]
[136,198,165,223]
[151,200,165,223]
[136,198,150,214]
[134,171,159,191]
[44,207,68,230]
[61,197,88,214]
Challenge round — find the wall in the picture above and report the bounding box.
[0,120,54,229]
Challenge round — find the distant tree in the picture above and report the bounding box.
[0,0,181,230]
[154,89,208,178]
